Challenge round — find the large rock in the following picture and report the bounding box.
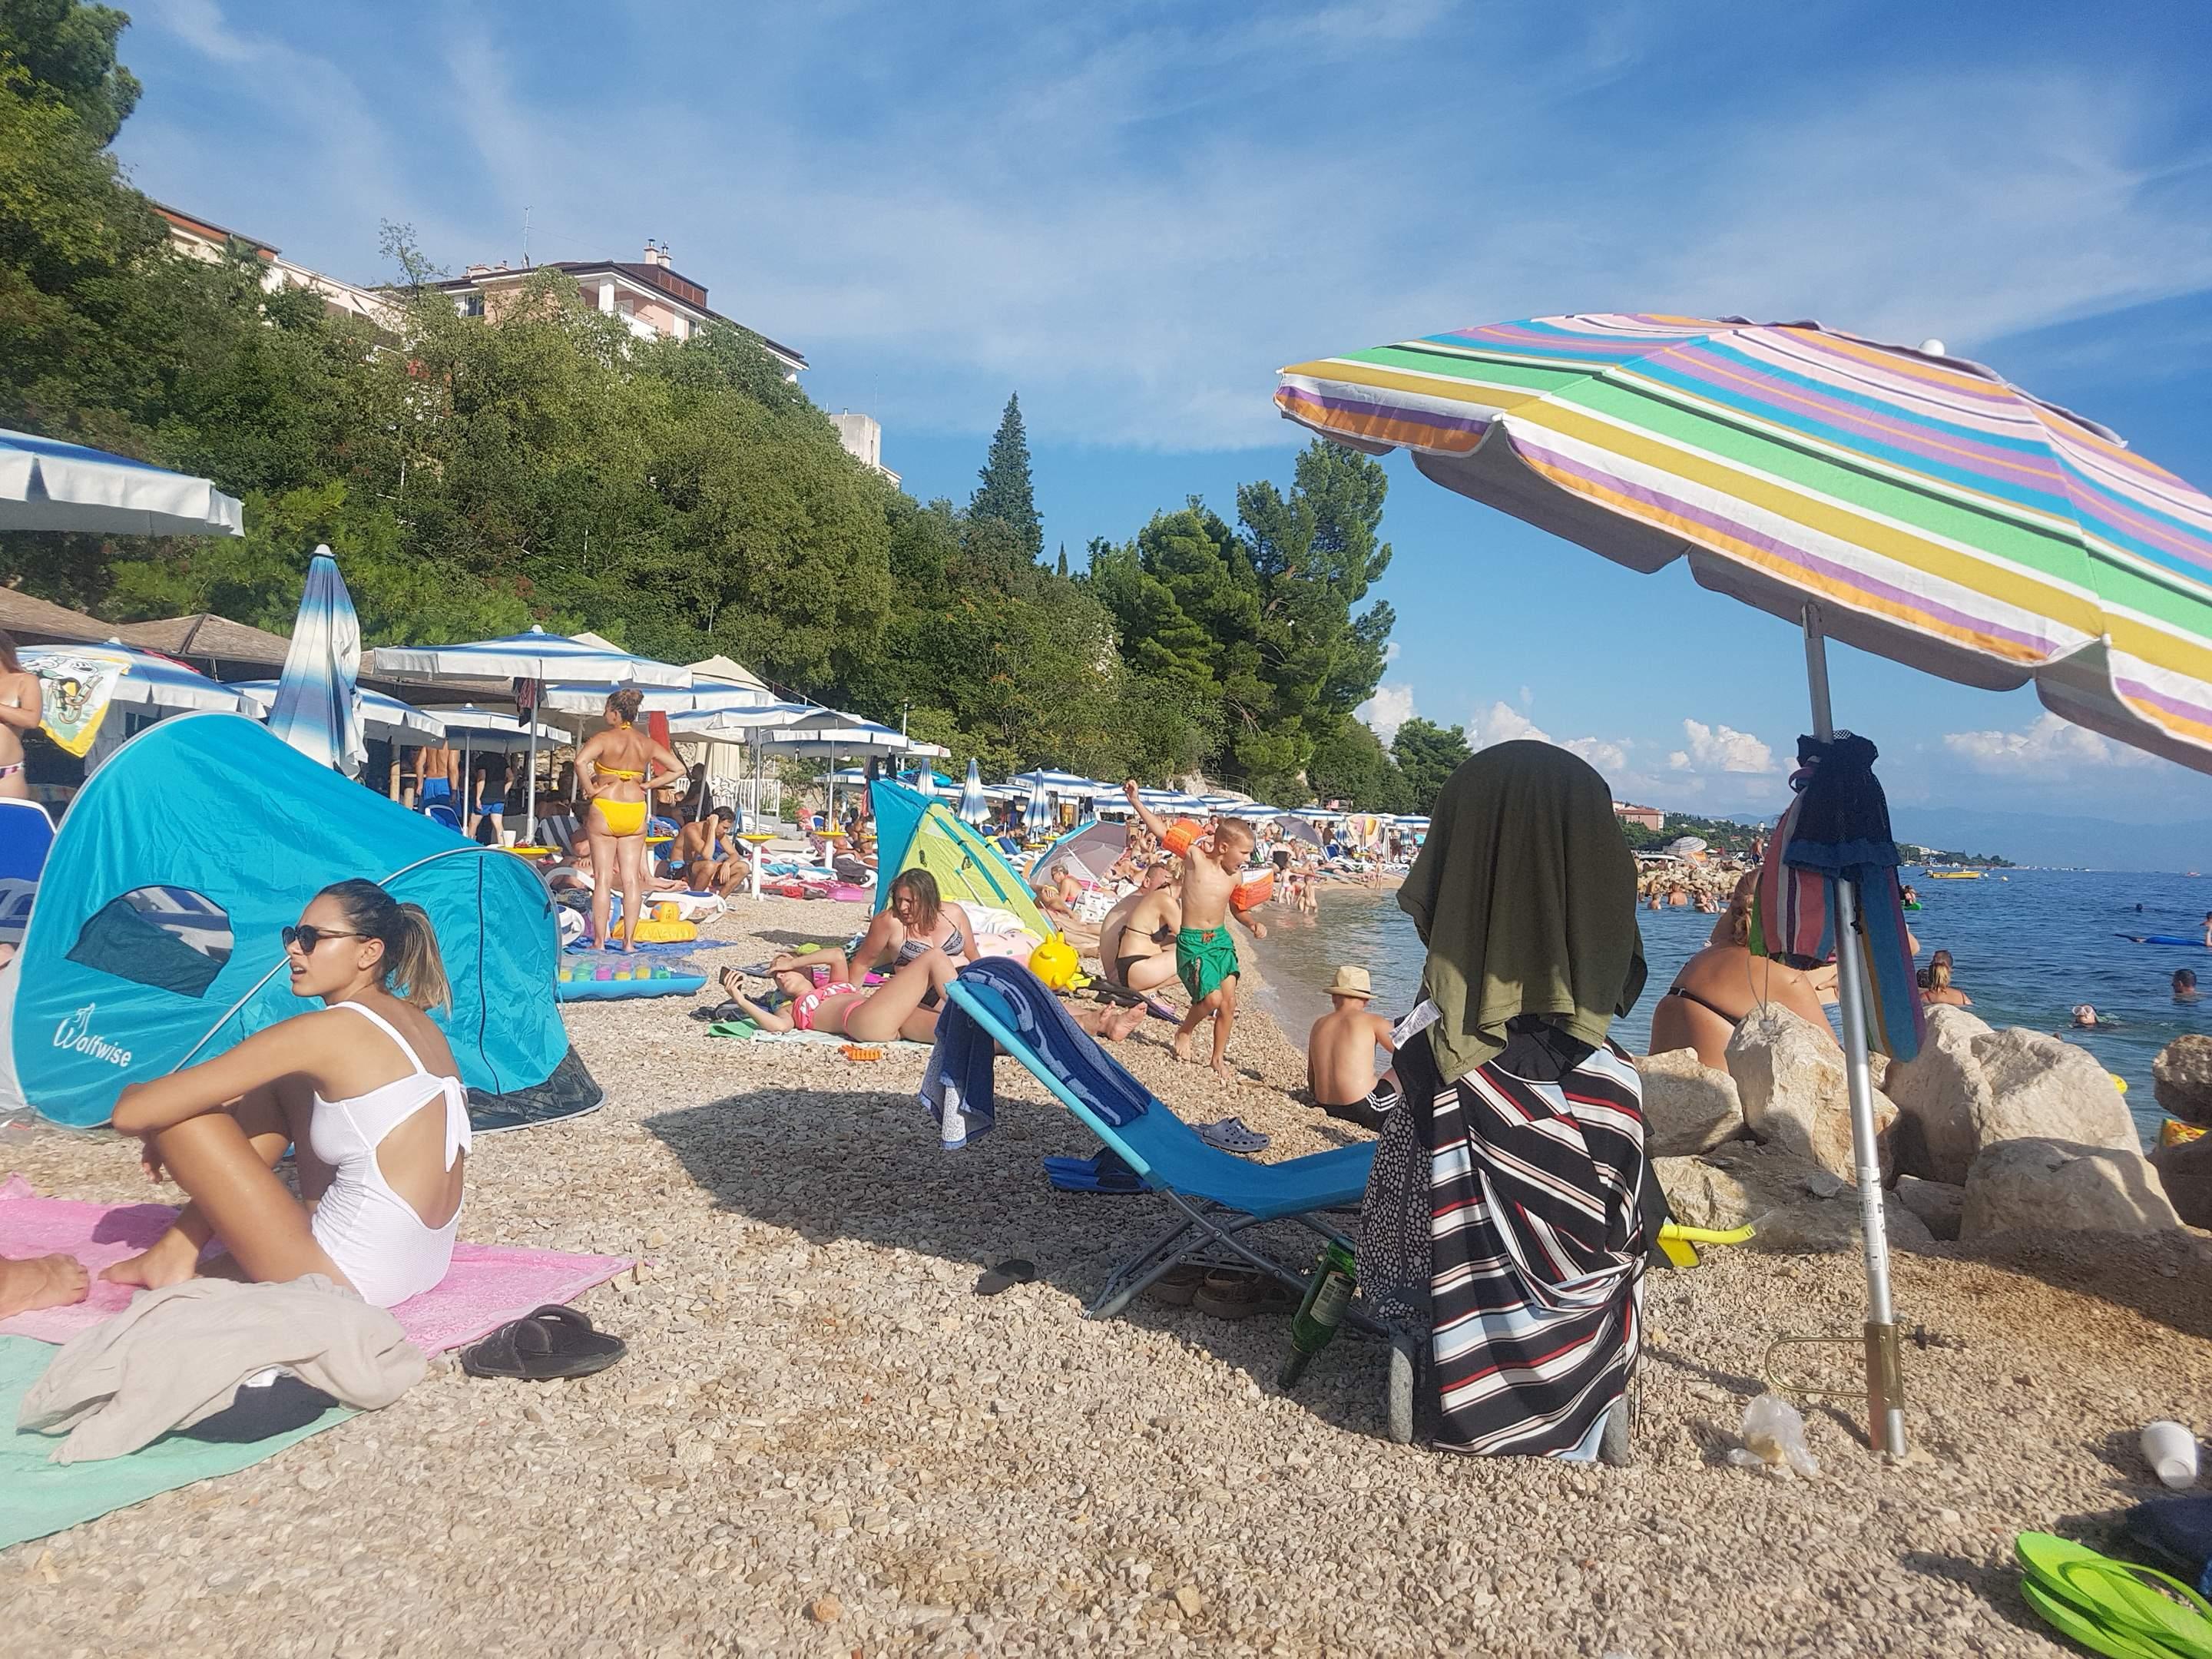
[2149,1131,2212,1228]
[1959,1138,2181,1240]
[1748,1189,1935,1255]
[1883,1005,1995,1184]
[1893,1174,1965,1242]
[2154,1035,2212,1128]
[1724,1006,1896,1181]
[1886,1012,2137,1186]
[1635,1048,1747,1155]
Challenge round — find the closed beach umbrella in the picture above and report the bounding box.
[957,757,990,826]
[1277,310,2212,1457]
[264,547,366,776]
[1023,778,1052,838]
[0,426,243,537]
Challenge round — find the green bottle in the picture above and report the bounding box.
[1278,1240,1357,1389]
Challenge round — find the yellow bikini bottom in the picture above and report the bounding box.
[594,799,647,837]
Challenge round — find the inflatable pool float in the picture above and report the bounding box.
[2118,934,2210,949]
[557,959,707,1001]
[628,916,697,944]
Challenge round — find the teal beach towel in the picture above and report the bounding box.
[0,1336,353,1549]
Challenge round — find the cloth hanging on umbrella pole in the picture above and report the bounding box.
[1800,604,1907,1458]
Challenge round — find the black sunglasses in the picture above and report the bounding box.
[281,924,365,953]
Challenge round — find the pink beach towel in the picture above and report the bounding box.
[0,1176,631,1353]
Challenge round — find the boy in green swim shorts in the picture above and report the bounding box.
[1123,781,1267,1079]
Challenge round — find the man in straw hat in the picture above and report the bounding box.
[1306,964,1400,1129]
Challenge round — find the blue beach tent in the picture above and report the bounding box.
[869,779,1053,936]
[0,714,595,1131]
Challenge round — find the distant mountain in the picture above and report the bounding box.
[1889,809,2212,873]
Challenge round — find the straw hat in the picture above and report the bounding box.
[1326,965,1373,999]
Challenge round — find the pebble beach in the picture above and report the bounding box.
[8,892,2212,1658]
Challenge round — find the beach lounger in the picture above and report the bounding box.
[935,962,1377,1320]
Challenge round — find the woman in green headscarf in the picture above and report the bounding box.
[1362,740,1653,1459]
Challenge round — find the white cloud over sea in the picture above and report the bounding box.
[1942,712,2157,774]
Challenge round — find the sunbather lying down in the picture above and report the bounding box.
[717,953,1147,1045]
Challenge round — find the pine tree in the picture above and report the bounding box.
[970,392,1043,563]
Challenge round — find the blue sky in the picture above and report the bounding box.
[111,0,2212,823]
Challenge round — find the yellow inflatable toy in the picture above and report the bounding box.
[1028,932,1080,991]
[628,918,697,945]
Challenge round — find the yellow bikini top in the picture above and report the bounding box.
[593,762,644,781]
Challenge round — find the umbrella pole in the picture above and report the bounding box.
[1802,604,1908,1460]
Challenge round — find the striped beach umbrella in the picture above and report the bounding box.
[957,757,990,826]
[1275,310,2212,1458]
[1278,314,2212,773]
[263,548,366,776]
[1022,777,1053,838]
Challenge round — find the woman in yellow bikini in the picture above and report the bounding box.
[575,689,684,952]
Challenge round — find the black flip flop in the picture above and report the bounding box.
[973,1258,1037,1296]
[460,1304,627,1380]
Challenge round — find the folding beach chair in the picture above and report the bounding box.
[942,972,1379,1321]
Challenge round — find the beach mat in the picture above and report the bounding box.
[0,1176,631,1352]
[0,1334,353,1549]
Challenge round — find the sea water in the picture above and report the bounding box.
[1248,866,2212,1148]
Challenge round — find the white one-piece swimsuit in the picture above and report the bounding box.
[306,1002,472,1308]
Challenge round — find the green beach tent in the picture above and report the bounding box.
[869,780,1052,936]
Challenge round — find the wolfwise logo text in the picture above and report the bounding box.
[53,1005,132,1068]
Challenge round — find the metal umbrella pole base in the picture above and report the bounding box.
[1795,603,1909,1460]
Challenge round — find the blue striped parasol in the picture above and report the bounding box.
[1023,777,1053,838]
[264,548,366,775]
[957,757,990,826]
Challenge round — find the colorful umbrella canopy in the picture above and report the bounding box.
[263,548,366,775]
[235,681,443,744]
[957,757,991,826]
[0,426,243,537]
[1279,313,2212,774]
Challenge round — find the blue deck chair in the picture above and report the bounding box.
[942,975,1378,1320]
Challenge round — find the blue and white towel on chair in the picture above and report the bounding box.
[919,959,1151,1151]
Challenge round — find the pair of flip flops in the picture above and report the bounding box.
[461,1305,628,1381]
[2017,1532,2212,1658]
[1043,1150,1147,1194]
[1194,1117,1269,1155]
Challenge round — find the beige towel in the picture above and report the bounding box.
[18,1275,426,1462]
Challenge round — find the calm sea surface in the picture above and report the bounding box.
[1247,867,2212,1147]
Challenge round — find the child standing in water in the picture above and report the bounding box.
[1121,780,1266,1079]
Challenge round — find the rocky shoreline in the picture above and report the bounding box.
[6,893,2212,1657]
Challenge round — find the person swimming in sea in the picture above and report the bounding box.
[2174,968,2199,1002]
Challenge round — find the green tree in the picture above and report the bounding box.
[0,0,139,144]
[1392,717,1472,812]
[1308,718,1412,813]
[969,392,1041,563]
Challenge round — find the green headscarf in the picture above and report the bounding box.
[1398,740,1646,1084]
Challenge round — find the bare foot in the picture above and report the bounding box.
[0,1253,90,1318]
[1212,1060,1237,1084]
[100,1227,202,1291]
[1171,1029,1195,1063]
[1104,1004,1145,1041]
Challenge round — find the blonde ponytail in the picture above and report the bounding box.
[1928,959,1951,993]
[389,902,451,1010]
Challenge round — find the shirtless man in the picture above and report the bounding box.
[414,739,459,815]
[1306,965,1400,1129]
[1121,780,1265,1078]
[1096,864,1181,993]
[671,806,749,894]
[1035,861,1082,924]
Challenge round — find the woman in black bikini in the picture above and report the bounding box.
[1645,873,1833,1070]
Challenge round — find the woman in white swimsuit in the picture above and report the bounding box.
[0,631,42,801]
[105,879,471,1308]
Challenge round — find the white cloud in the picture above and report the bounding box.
[1469,699,1549,747]
[1562,736,1630,773]
[1358,684,1417,743]
[1668,719,1775,775]
[1942,712,2157,773]
[1382,640,1402,665]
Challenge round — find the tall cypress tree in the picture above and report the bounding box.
[1055,541,1068,577]
[970,392,1043,563]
